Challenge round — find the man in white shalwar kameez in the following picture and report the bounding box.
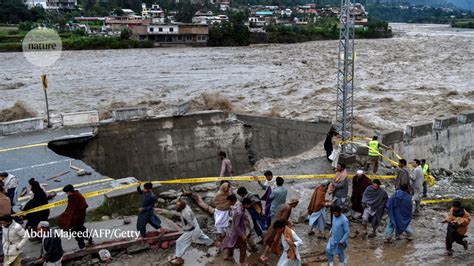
[172,199,217,265]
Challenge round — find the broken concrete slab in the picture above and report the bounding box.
[433,116,458,130]
[406,121,433,138]
[61,110,99,127]
[112,107,151,121]
[458,110,474,124]
[0,117,44,136]
[380,129,404,145]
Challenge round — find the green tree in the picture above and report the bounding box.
[175,0,197,23]
[120,28,132,40]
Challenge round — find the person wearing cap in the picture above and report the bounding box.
[0,215,27,266]
[260,198,299,263]
[307,181,330,238]
[410,159,424,214]
[57,184,93,249]
[137,182,164,238]
[254,170,276,228]
[351,170,372,219]
[36,221,63,266]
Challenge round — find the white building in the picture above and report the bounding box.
[25,0,77,9]
[142,4,165,18]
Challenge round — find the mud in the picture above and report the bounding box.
[1,24,473,134]
[107,181,473,265]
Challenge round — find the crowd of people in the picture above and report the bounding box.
[0,146,471,265]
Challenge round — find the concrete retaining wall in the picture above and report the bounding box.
[61,111,99,127]
[0,117,44,136]
[49,111,331,181]
[380,111,474,170]
[235,114,331,164]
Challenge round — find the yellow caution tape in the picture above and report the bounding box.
[13,172,470,216]
[14,173,393,216]
[421,198,474,205]
[0,142,48,153]
[17,177,115,202]
[14,181,140,217]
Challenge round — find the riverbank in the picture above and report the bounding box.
[0,22,393,52]
[452,19,474,29]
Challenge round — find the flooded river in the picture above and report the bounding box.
[0,23,473,133]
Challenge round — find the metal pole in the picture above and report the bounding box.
[41,74,51,128]
[44,88,51,128]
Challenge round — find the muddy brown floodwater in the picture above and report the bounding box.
[1,24,473,134]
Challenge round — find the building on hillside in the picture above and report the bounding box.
[132,23,209,46]
[192,14,228,24]
[105,17,151,31]
[142,3,165,18]
[297,5,318,15]
[25,0,77,9]
[220,1,230,11]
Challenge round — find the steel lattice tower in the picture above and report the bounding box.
[336,0,355,154]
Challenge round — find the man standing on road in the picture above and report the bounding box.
[255,170,276,228]
[351,170,372,219]
[57,184,93,250]
[0,172,18,210]
[307,181,330,238]
[324,128,336,161]
[395,159,411,191]
[361,179,388,238]
[384,185,414,242]
[365,136,381,174]
[328,164,349,210]
[410,159,424,214]
[421,159,430,198]
[137,182,164,238]
[0,215,27,266]
[36,221,64,266]
[269,177,288,223]
[221,197,252,265]
[326,206,349,266]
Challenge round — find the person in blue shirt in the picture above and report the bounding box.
[137,182,164,238]
[326,205,349,266]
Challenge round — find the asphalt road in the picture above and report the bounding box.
[0,127,112,217]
